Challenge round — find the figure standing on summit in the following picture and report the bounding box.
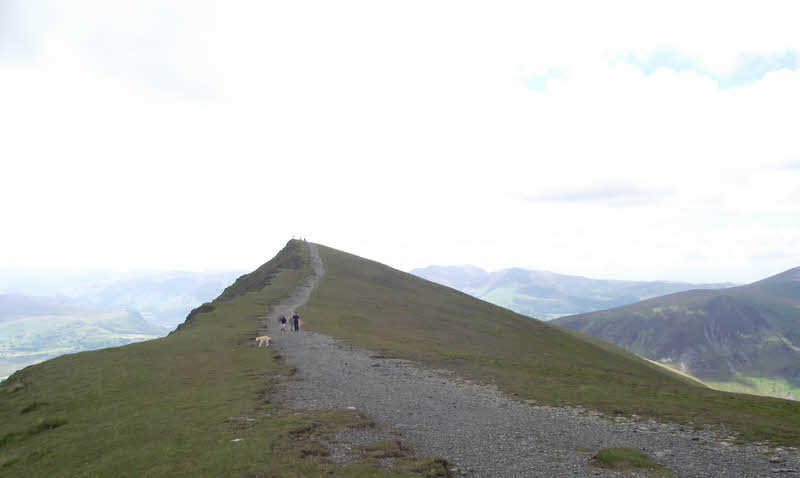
[292,312,300,331]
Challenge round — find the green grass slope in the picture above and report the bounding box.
[0,241,449,478]
[301,245,800,445]
[553,267,800,400]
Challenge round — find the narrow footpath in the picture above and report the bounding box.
[264,243,800,478]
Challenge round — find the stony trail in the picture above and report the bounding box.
[263,243,799,477]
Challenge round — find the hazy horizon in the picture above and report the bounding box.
[409,263,744,285]
[1,256,767,292]
[0,240,796,286]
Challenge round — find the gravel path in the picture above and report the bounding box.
[264,243,800,477]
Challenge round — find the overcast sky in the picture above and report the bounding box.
[1,0,799,284]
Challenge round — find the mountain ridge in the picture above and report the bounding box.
[411,264,735,320]
[553,265,800,399]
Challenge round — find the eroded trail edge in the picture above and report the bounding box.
[267,243,799,478]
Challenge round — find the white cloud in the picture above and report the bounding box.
[1,0,798,283]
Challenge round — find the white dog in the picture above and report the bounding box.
[255,335,271,347]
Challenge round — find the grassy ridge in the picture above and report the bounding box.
[0,241,447,477]
[300,244,800,446]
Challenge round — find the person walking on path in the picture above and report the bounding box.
[279,314,287,333]
[292,312,300,331]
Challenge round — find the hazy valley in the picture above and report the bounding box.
[0,269,244,379]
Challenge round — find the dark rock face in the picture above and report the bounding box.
[704,295,769,338]
[553,267,800,394]
[678,296,769,376]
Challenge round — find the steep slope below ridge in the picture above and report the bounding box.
[411,264,735,320]
[553,266,800,399]
[299,243,800,446]
[0,240,448,477]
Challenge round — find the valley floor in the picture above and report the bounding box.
[267,245,800,477]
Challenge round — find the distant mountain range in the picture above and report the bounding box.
[0,269,246,379]
[410,265,735,320]
[0,269,245,327]
[553,266,800,400]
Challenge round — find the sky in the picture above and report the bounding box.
[1,0,799,284]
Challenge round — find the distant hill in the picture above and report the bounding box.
[0,270,243,380]
[411,265,734,320]
[0,295,85,320]
[0,269,245,328]
[0,294,167,380]
[76,270,246,327]
[553,267,800,400]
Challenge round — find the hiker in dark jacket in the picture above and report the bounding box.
[292,312,300,331]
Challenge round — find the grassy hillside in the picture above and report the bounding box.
[553,267,800,400]
[302,245,800,445]
[411,265,734,320]
[0,241,448,477]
